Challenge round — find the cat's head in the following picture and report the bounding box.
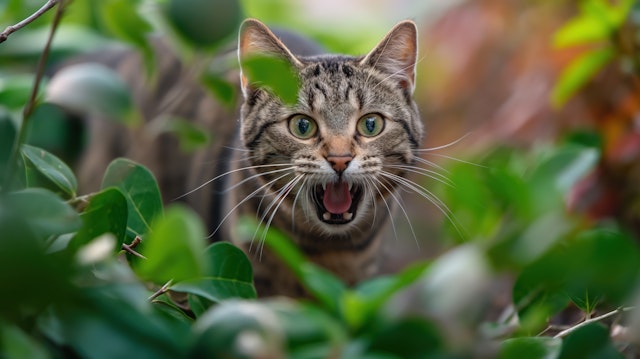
[237,19,423,235]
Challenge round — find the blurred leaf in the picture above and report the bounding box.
[345,261,430,330]
[241,54,300,105]
[72,187,128,250]
[137,205,207,283]
[0,113,16,186]
[163,118,211,152]
[0,25,113,63]
[101,158,162,240]
[164,0,243,48]
[557,323,623,359]
[364,318,443,359]
[45,63,138,125]
[553,14,610,48]
[201,73,237,107]
[551,47,615,107]
[499,337,562,359]
[171,242,257,302]
[191,300,285,358]
[100,0,154,74]
[21,144,78,198]
[4,188,81,239]
[1,323,51,359]
[0,73,34,110]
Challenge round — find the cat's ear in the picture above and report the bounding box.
[360,20,418,93]
[238,18,302,97]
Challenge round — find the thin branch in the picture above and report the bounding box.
[121,236,146,259]
[553,306,635,339]
[148,280,173,301]
[0,0,59,44]
[2,0,66,191]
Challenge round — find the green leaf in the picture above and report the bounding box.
[0,73,35,110]
[499,337,562,359]
[101,158,163,240]
[557,323,624,359]
[20,144,78,198]
[72,187,128,250]
[551,47,615,107]
[553,15,611,48]
[45,63,138,125]
[241,54,300,105]
[100,0,154,75]
[0,114,16,187]
[4,188,81,239]
[201,73,237,107]
[1,324,51,359]
[171,242,257,302]
[364,318,443,359]
[137,205,207,283]
[164,0,244,48]
[163,118,211,152]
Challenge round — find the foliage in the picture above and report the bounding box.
[1,0,640,358]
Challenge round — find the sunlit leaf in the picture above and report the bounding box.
[101,158,163,240]
[21,144,78,198]
[551,47,615,107]
[241,54,300,105]
[46,63,138,125]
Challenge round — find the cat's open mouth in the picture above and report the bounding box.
[312,181,362,225]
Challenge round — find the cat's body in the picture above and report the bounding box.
[56,19,423,296]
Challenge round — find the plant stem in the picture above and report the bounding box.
[2,0,66,191]
[0,0,59,44]
[553,306,635,339]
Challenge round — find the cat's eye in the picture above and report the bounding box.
[357,114,384,137]
[289,115,318,139]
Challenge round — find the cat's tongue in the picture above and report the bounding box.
[323,181,352,214]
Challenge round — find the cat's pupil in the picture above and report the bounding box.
[365,117,376,133]
[298,118,310,134]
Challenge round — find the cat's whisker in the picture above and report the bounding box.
[290,177,309,233]
[411,156,451,174]
[364,176,400,243]
[175,163,294,200]
[379,171,467,240]
[414,132,474,152]
[207,171,293,239]
[371,176,419,248]
[424,153,487,168]
[386,164,454,187]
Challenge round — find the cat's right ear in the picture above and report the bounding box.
[238,19,302,98]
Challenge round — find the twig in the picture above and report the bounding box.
[148,280,173,301]
[0,0,59,44]
[554,306,635,339]
[2,0,66,191]
[121,236,146,259]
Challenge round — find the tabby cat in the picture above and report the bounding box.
[58,19,423,296]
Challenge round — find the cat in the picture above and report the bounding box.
[54,18,423,297]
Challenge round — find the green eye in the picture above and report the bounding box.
[357,114,384,137]
[289,114,318,139]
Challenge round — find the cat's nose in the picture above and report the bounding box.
[327,155,353,174]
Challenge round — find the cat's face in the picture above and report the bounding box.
[238,19,422,235]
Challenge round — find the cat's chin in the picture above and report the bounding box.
[312,183,363,225]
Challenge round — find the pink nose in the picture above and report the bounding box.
[326,155,353,174]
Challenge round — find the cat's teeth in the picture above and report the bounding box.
[344,212,353,220]
[322,182,327,191]
[323,212,331,221]
[348,182,353,191]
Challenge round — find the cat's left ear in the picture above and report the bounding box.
[360,20,418,94]
[238,18,303,98]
